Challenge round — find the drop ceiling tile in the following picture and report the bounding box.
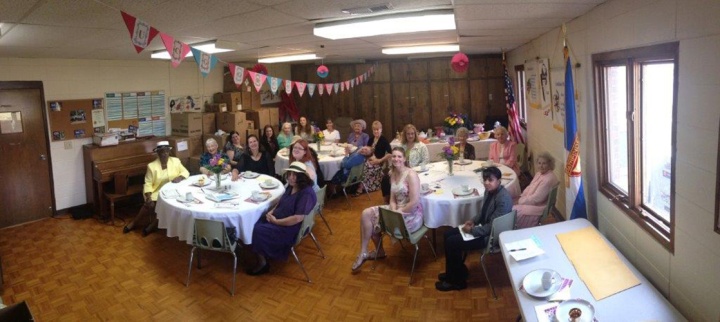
[0,0,42,22]
[174,7,304,39]
[136,0,264,32]
[22,0,121,29]
[455,3,597,20]
[272,0,452,21]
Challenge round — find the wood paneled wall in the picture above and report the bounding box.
[291,55,506,139]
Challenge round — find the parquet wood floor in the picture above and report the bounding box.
[0,191,553,321]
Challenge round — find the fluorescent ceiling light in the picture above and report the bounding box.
[258,54,320,63]
[314,9,455,40]
[151,40,233,60]
[382,44,459,55]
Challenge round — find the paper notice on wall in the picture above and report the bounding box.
[91,109,105,127]
[550,69,566,133]
[177,140,188,152]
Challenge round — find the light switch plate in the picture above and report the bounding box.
[64,141,72,149]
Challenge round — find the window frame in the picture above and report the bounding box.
[592,42,679,252]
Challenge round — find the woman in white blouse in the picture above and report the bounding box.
[322,118,340,143]
[400,124,429,167]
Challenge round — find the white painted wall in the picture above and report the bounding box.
[507,0,720,320]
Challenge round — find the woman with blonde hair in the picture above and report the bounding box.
[277,122,294,149]
[401,124,429,167]
[488,126,519,174]
[454,127,476,160]
[355,121,393,197]
[513,152,559,228]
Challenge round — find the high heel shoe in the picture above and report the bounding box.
[122,225,132,234]
[246,263,270,276]
[351,253,369,272]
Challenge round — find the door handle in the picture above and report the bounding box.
[40,154,47,160]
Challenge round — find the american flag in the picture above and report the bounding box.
[503,59,525,144]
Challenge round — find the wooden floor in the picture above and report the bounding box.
[0,190,549,321]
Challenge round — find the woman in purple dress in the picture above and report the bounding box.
[247,161,318,275]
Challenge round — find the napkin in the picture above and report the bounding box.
[548,278,574,302]
[453,188,479,199]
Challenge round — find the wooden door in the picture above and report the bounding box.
[0,82,55,228]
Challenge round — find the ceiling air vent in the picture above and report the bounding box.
[341,3,394,15]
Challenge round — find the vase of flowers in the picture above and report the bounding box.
[313,129,324,151]
[443,112,473,136]
[438,137,460,176]
[204,154,228,190]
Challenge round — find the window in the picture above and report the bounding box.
[515,65,528,122]
[592,42,679,251]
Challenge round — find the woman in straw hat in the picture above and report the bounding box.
[347,119,369,147]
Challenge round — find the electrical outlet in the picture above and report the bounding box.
[64,141,72,149]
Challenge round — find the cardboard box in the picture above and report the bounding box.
[187,156,201,175]
[213,92,243,111]
[168,136,191,159]
[171,113,203,137]
[205,103,227,113]
[246,128,259,140]
[244,107,280,132]
[202,113,216,134]
[250,90,262,109]
[92,133,119,147]
[264,107,279,131]
[216,111,248,134]
[245,120,255,129]
[186,135,203,156]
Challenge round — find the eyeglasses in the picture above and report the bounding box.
[292,146,305,151]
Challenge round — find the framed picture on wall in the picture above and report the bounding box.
[260,90,282,105]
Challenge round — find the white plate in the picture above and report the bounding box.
[175,197,194,204]
[456,159,473,165]
[451,187,474,196]
[522,269,563,298]
[259,181,279,189]
[251,193,270,202]
[243,172,260,179]
[555,299,595,322]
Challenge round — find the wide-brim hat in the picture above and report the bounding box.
[290,135,303,145]
[283,161,308,175]
[350,119,366,130]
[153,140,172,152]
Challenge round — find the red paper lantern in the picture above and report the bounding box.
[317,65,329,78]
[252,63,268,75]
[451,52,469,73]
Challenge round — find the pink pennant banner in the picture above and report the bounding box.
[344,80,350,90]
[307,83,315,97]
[268,76,281,94]
[295,82,306,97]
[228,63,245,89]
[340,82,345,92]
[159,33,190,68]
[318,84,325,96]
[332,83,339,94]
[323,83,332,95]
[121,11,159,53]
[248,71,267,92]
[284,80,294,94]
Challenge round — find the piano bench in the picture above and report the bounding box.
[104,184,144,224]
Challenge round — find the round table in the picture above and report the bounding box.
[156,174,285,245]
[391,137,497,161]
[416,160,521,228]
[274,143,356,181]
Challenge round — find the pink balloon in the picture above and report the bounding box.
[451,52,469,73]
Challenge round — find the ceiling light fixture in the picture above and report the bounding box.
[150,40,233,60]
[314,9,455,40]
[382,44,460,55]
[258,54,321,63]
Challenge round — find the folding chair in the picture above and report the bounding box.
[340,162,370,204]
[290,204,325,283]
[185,219,238,296]
[315,185,332,234]
[480,210,516,299]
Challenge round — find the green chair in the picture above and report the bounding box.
[516,143,527,174]
[290,203,325,283]
[538,184,559,225]
[341,162,370,204]
[185,219,238,296]
[315,185,332,234]
[480,210,516,299]
[373,207,436,285]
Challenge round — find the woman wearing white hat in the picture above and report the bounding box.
[247,161,318,275]
[347,119,369,147]
[123,141,189,236]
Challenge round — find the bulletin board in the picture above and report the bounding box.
[48,98,104,141]
[105,91,166,137]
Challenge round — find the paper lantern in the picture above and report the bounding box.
[252,63,268,75]
[450,52,469,73]
[316,65,329,78]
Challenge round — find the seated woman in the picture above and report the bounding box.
[488,126,520,175]
[295,116,315,142]
[347,119,369,147]
[513,152,559,228]
[351,147,423,272]
[454,127,476,160]
[246,161,318,275]
[259,125,279,159]
[436,166,513,291]
[401,124,429,167]
[199,138,231,177]
[328,146,374,196]
[123,141,189,236]
[356,120,392,197]
[223,131,244,168]
[322,118,341,143]
[288,138,321,191]
[231,134,275,180]
[277,122,294,150]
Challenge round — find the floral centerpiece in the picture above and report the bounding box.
[443,112,473,135]
[313,126,324,150]
[204,154,229,189]
[438,137,460,175]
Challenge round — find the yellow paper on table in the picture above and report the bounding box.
[556,226,640,300]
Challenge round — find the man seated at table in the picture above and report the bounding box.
[327,146,373,197]
[513,152,558,228]
[436,166,512,291]
[123,141,189,236]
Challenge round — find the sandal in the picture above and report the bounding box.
[367,249,386,260]
[351,253,368,272]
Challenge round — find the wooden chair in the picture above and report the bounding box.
[103,169,145,224]
[185,219,238,296]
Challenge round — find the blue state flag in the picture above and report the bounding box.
[564,52,587,220]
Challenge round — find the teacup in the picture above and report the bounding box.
[541,271,558,290]
[264,179,274,185]
[421,183,430,191]
[420,163,428,171]
[461,185,469,192]
[251,191,262,200]
[185,192,193,202]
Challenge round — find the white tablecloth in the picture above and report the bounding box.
[391,137,497,161]
[417,160,521,228]
[156,174,285,245]
[274,143,352,181]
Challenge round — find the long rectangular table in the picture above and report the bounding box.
[499,219,685,321]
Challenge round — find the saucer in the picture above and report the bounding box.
[175,197,194,204]
[555,299,595,322]
[456,159,472,165]
[259,181,278,189]
[251,193,270,202]
[243,172,260,179]
[192,180,211,187]
[522,269,563,298]
[451,187,474,196]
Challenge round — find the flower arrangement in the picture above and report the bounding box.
[438,137,460,161]
[313,126,324,142]
[443,112,473,130]
[204,154,229,174]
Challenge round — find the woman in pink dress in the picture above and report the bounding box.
[351,147,423,272]
[488,126,520,175]
[513,152,559,228]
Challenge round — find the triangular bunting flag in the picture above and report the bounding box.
[228,63,245,89]
[350,79,355,88]
[295,82,306,97]
[318,84,325,96]
[332,83,339,94]
[268,76,281,94]
[247,71,267,92]
[344,80,350,90]
[121,11,159,53]
[284,80,294,95]
[190,47,217,78]
[159,33,190,68]
[340,82,345,92]
[307,83,316,97]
